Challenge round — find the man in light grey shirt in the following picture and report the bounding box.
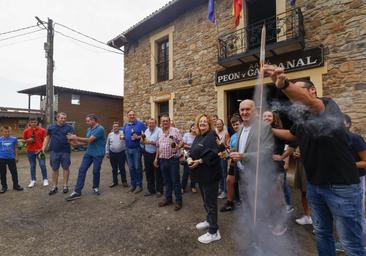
[106,122,128,188]
[141,118,163,197]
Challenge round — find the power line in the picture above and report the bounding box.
[0,35,44,48]
[0,28,45,42]
[54,30,123,55]
[0,25,39,36]
[55,22,124,53]
[56,23,110,47]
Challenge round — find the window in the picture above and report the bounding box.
[71,94,80,105]
[156,39,169,82]
[150,26,174,84]
[66,121,76,129]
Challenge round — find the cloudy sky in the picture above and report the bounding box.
[0,0,171,109]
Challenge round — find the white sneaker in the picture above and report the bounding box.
[296,215,313,225]
[198,230,221,244]
[286,205,295,214]
[28,180,36,188]
[217,192,226,199]
[196,220,210,230]
[43,179,49,187]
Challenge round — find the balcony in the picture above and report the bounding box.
[218,8,305,67]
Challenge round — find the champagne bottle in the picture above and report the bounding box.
[141,130,146,141]
[169,135,176,148]
[31,130,36,143]
[38,151,46,161]
[183,149,193,165]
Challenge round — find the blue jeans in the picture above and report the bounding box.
[27,152,48,181]
[219,158,228,193]
[126,147,143,188]
[283,172,292,206]
[307,183,365,256]
[74,154,104,194]
[160,158,182,203]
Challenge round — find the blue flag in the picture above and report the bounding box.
[208,0,215,23]
[290,0,296,7]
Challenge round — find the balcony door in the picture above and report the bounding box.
[246,0,277,49]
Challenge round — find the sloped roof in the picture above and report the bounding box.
[18,85,123,100]
[108,0,207,48]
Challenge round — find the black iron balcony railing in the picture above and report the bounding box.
[218,8,305,62]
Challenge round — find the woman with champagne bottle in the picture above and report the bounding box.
[189,114,221,244]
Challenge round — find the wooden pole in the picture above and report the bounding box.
[253,24,266,225]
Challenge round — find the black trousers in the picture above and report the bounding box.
[109,151,127,184]
[144,152,163,194]
[0,158,20,189]
[199,180,219,234]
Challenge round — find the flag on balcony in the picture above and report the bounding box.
[208,0,215,23]
[290,0,296,7]
[233,0,243,27]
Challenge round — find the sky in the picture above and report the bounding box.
[0,0,171,109]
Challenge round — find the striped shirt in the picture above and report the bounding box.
[157,127,182,159]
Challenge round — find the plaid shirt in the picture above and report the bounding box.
[157,127,182,159]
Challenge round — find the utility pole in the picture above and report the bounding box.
[36,17,54,127]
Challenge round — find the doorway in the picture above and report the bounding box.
[246,0,277,49]
[157,101,169,125]
[226,84,292,129]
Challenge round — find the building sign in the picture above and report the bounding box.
[216,47,324,86]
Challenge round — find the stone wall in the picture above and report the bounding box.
[123,0,366,135]
[301,0,366,135]
[123,0,236,131]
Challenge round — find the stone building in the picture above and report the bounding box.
[109,0,366,135]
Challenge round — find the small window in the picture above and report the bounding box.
[156,39,169,82]
[66,121,76,129]
[71,95,80,105]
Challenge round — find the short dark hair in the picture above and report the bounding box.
[29,117,38,122]
[86,114,98,122]
[343,113,352,127]
[212,114,219,119]
[127,110,135,115]
[296,79,315,89]
[230,115,241,124]
[160,114,170,120]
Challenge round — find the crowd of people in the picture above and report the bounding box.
[0,65,366,254]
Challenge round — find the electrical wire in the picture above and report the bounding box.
[0,28,45,42]
[54,30,123,55]
[0,35,44,48]
[55,22,124,53]
[0,25,39,36]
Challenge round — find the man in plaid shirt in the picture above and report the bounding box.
[154,114,183,210]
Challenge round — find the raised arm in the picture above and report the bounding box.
[263,64,325,113]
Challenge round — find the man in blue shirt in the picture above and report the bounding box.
[122,110,146,194]
[0,126,23,193]
[42,112,75,195]
[141,117,162,196]
[65,114,106,201]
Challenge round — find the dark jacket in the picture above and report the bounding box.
[190,129,221,184]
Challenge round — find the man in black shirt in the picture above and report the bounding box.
[264,64,365,256]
